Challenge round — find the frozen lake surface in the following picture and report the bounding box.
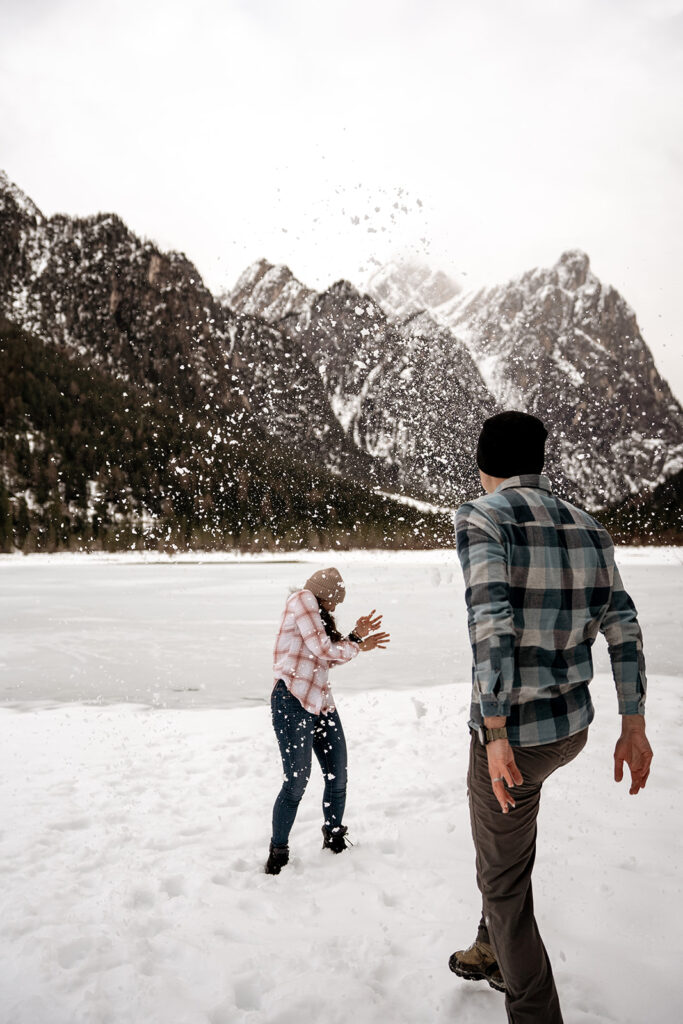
[1,547,681,708]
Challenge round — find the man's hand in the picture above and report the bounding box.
[484,716,523,813]
[354,610,383,638]
[614,715,653,794]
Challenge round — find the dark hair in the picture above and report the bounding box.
[317,599,343,643]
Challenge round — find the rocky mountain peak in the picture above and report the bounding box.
[224,258,313,321]
[366,259,462,320]
[555,249,590,290]
[0,170,43,223]
[312,279,380,315]
[225,258,276,303]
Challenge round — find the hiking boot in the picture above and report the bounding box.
[264,841,289,875]
[321,824,352,853]
[448,939,506,993]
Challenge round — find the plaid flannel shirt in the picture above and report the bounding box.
[455,474,646,747]
[273,589,360,715]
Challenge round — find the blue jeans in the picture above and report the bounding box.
[271,679,348,847]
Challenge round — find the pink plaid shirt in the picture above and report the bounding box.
[273,589,360,714]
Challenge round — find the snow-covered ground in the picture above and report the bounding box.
[1,550,681,1023]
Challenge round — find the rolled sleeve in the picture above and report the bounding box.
[456,503,516,719]
[292,590,360,666]
[599,564,647,715]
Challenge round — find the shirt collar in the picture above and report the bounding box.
[495,474,552,494]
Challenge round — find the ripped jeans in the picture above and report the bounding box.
[270,679,348,847]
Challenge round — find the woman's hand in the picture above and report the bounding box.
[354,610,383,638]
[359,631,391,652]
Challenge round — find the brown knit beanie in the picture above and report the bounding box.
[304,567,346,604]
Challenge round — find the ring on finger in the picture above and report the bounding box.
[492,777,504,783]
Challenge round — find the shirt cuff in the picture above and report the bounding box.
[618,697,646,715]
[479,696,510,718]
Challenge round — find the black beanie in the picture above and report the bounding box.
[476,411,548,478]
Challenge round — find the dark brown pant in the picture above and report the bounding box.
[468,728,588,1024]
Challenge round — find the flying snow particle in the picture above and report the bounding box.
[412,698,427,719]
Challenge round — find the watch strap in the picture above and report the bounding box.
[485,726,508,743]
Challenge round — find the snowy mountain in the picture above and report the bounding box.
[0,173,378,480]
[284,281,498,502]
[362,250,683,509]
[226,261,497,501]
[1,169,681,551]
[0,173,448,552]
[432,250,683,507]
[229,253,683,510]
[216,248,683,512]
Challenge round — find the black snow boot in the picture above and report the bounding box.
[264,841,289,875]
[321,824,352,853]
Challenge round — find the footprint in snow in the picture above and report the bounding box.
[57,938,90,969]
[412,697,427,719]
[230,857,251,873]
[178,825,208,837]
[160,875,185,898]
[207,999,241,1024]
[126,886,156,909]
[50,816,91,831]
[233,974,263,1012]
[377,836,399,853]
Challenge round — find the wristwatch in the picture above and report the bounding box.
[477,725,508,745]
[348,631,363,644]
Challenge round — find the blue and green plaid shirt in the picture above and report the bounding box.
[455,474,646,747]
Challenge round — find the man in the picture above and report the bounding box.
[449,411,653,1023]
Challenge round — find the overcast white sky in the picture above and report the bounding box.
[1,0,682,400]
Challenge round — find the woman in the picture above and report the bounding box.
[265,567,390,875]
